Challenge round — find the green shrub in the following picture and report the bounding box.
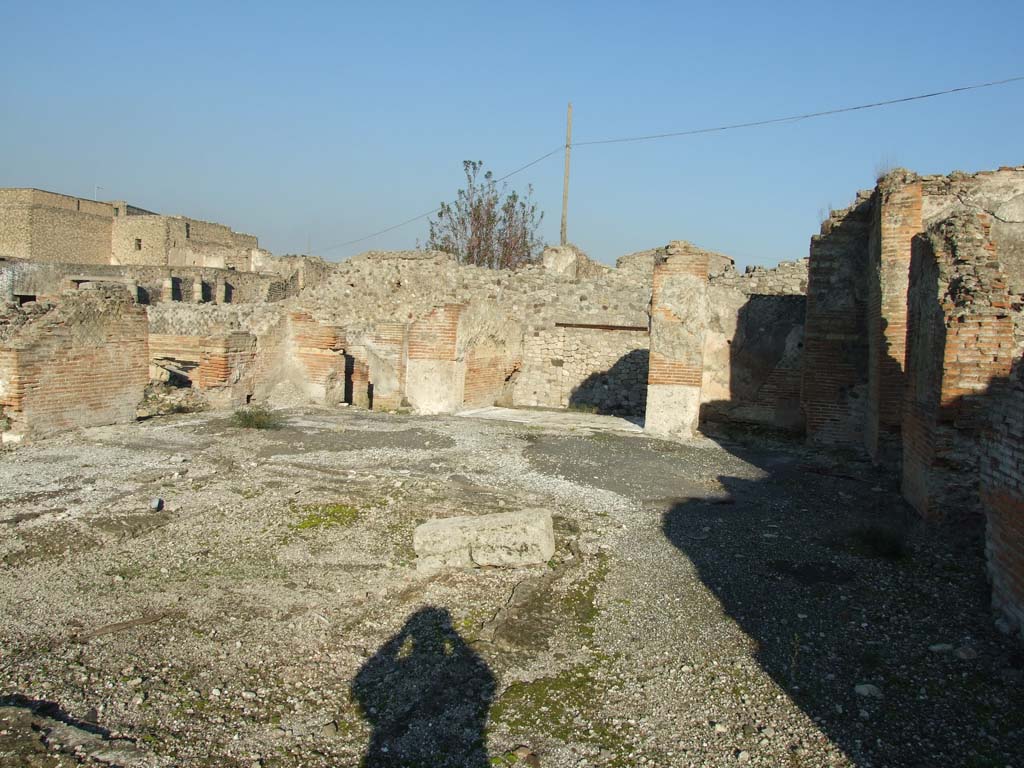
[231,406,283,430]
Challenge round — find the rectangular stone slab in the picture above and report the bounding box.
[413,509,555,571]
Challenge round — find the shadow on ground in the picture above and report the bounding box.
[663,439,1024,767]
[351,607,496,768]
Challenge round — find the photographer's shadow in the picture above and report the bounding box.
[351,607,495,767]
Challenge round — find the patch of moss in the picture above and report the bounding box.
[490,665,598,740]
[291,503,360,530]
[562,553,609,637]
[490,663,631,762]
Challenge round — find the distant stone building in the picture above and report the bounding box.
[0,188,268,270]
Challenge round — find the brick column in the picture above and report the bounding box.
[866,176,922,460]
[405,304,464,414]
[644,243,708,438]
[192,279,204,303]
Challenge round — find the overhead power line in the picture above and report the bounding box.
[573,75,1024,147]
[319,75,1023,253]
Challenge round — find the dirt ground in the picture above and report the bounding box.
[1,407,1022,768]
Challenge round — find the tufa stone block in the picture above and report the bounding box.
[413,509,555,571]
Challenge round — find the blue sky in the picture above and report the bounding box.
[2,1,1022,268]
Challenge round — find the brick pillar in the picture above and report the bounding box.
[644,243,708,439]
[405,304,464,414]
[215,278,227,304]
[162,277,174,302]
[192,279,204,303]
[866,176,922,460]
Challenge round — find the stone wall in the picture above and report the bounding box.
[514,325,649,414]
[709,258,809,295]
[0,189,115,265]
[0,186,295,276]
[0,290,148,442]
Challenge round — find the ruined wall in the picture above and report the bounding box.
[0,290,148,441]
[708,259,808,295]
[0,189,114,265]
[299,248,652,415]
[1,257,298,305]
[645,242,708,438]
[801,193,873,445]
[902,214,1017,519]
[804,167,1024,457]
[288,312,346,404]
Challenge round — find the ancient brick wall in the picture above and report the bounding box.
[801,193,872,446]
[407,304,461,362]
[288,312,346,403]
[405,305,465,414]
[463,339,518,410]
[902,214,1016,519]
[0,290,148,441]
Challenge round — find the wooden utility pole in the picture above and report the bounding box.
[560,102,573,246]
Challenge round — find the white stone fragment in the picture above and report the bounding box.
[413,509,555,571]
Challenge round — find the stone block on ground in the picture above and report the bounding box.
[413,509,555,571]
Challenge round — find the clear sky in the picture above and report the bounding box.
[2,1,1022,269]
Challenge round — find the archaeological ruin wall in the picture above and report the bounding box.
[0,289,149,442]
[802,167,1024,458]
[0,257,301,308]
[901,213,1018,518]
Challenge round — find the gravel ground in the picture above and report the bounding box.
[0,408,1022,767]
